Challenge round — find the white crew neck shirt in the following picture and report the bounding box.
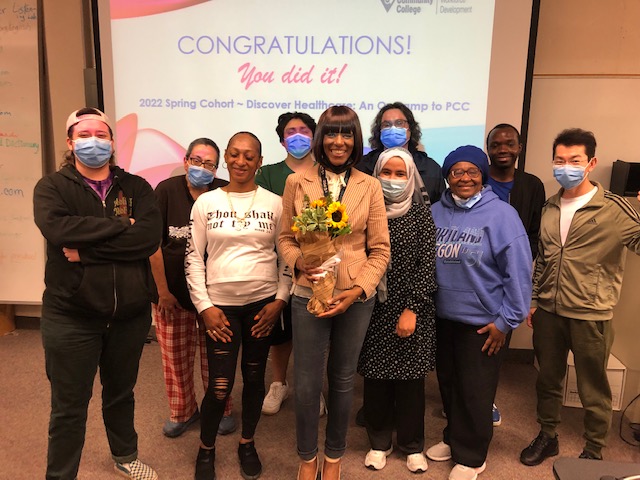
[559,185,597,245]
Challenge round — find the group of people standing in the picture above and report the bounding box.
[33,102,640,480]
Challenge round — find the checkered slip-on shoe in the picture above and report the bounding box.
[114,459,159,480]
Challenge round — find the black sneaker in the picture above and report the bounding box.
[520,432,559,466]
[238,442,262,480]
[195,447,216,480]
[579,450,602,460]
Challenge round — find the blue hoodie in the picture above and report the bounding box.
[431,186,532,333]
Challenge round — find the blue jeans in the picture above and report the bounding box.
[292,294,375,460]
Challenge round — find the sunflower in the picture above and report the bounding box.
[291,224,299,233]
[326,202,349,229]
[310,198,327,209]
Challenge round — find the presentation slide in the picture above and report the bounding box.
[101,0,498,186]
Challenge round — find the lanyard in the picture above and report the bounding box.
[319,166,351,202]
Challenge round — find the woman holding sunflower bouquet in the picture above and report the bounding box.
[279,105,390,480]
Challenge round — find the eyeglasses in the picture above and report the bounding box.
[188,156,217,171]
[381,119,409,129]
[450,167,481,179]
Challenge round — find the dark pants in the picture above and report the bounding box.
[292,295,375,460]
[200,296,274,447]
[532,308,614,455]
[364,377,425,454]
[436,317,504,468]
[270,301,293,346]
[41,305,151,480]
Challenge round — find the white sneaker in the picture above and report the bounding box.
[262,382,289,415]
[319,392,327,417]
[426,441,452,461]
[448,462,486,480]
[364,447,393,470]
[407,453,428,473]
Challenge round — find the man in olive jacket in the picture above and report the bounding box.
[520,128,640,467]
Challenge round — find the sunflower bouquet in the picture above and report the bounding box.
[291,194,352,314]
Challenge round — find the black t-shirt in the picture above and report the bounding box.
[154,175,228,310]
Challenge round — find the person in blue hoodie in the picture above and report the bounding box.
[425,145,532,480]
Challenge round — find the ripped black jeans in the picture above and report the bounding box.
[200,295,275,447]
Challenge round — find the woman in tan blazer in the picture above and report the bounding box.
[279,106,390,480]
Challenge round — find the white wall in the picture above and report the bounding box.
[511,0,640,405]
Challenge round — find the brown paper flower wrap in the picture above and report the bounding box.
[291,194,352,315]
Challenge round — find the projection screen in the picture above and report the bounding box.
[96,0,537,186]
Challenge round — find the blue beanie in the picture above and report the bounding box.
[442,145,489,183]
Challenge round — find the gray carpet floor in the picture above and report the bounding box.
[1,321,638,479]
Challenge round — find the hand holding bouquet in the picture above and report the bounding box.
[292,194,352,314]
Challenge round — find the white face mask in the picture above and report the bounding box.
[452,191,482,209]
[379,178,408,202]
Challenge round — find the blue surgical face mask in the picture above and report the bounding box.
[73,137,112,168]
[187,165,215,187]
[380,127,408,149]
[379,178,408,202]
[553,164,587,190]
[285,133,312,159]
[452,191,482,209]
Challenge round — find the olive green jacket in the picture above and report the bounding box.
[532,182,640,320]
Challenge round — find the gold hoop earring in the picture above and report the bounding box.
[222,161,227,169]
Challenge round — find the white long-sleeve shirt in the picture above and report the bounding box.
[186,186,291,310]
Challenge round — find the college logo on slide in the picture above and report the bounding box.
[381,0,432,14]
[380,0,395,12]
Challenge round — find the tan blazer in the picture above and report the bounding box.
[279,165,390,298]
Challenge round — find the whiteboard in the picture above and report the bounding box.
[0,0,45,304]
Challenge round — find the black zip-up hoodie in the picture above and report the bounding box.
[33,164,162,319]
